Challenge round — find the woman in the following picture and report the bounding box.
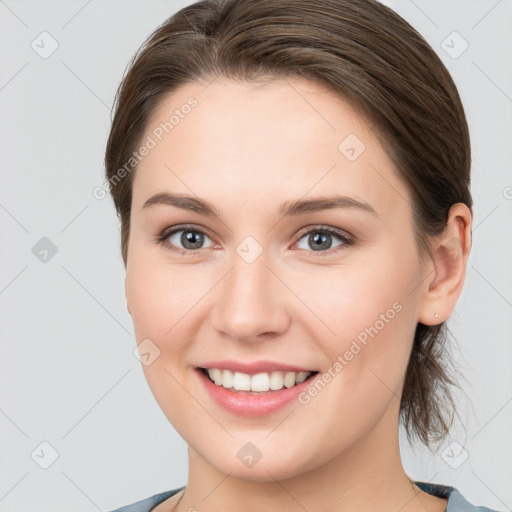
[104,0,499,510]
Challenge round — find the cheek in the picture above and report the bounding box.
[125,255,204,428]
[302,249,418,389]
[302,260,411,341]
[126,251,210,341]
[296,268,415,445]
[319,293,411,391]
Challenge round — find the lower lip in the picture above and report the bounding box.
[196,368,319,417]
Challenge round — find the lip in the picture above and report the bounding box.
[196,360,317,375]
[195,367,320,417]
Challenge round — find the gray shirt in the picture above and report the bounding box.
[107,482,501,512]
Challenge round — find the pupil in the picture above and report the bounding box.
[182,231,203,249]
[310,232,331,251]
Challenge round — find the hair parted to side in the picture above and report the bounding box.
[104,0,471,448]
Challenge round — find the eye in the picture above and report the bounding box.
[156,224,354,255]
[158,225,215,253]
[294,226,353,254]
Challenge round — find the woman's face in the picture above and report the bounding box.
[125,77,429,481]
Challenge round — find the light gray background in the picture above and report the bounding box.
[1,1,511,511]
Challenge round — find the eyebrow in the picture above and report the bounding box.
[142,192,378,218]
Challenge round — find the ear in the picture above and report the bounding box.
[417,203,472,326]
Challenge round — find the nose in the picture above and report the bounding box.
[210,250,290,343]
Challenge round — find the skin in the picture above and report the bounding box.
[124,77,472,512]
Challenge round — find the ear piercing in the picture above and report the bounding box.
[434,312,439,318]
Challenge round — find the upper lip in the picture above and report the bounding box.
[197,360,318,375]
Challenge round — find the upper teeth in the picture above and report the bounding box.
[206,369,312,392]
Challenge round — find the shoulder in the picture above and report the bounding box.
[415,481,501,512]
[106,486,185,512]
[107,482,502,512]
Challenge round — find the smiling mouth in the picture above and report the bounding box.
[198,367,319,394]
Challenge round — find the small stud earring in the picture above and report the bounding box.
[434,311,439,318]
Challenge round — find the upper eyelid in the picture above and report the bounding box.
[295,225,352,240]
[162,224,216,242]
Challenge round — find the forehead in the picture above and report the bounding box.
[132,77,411,220]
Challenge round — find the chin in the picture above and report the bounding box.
[197,438,324,483]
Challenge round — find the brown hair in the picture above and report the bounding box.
[105,0,471,448]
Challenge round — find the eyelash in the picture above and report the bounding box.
[155,223,354,256]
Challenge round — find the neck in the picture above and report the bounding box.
[175,402,439,512]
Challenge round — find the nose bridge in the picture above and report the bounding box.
[212,247,289,341]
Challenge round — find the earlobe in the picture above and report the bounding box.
[417,203,472,326]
